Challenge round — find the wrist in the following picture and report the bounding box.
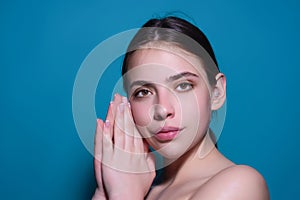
[92,188,107,200]
[109,191,144,200]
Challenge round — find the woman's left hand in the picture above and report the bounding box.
[101,94,156,200]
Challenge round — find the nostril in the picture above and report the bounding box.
[151,104,170,121]
[166,112,173,118]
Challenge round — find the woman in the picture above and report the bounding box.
[93,16,269,199]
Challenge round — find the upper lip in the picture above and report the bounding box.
[156,126,183,134]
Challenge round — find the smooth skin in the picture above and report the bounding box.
[93,48,269,199]
[93,95,155,200]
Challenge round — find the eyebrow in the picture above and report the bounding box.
[167,71,199,82]
[129,80,151,89]
[129,71,199,89]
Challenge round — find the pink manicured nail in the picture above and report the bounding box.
[122,97,128,103]
[114,93,120,100]
[119,103,125,112]
[105,120,110,128]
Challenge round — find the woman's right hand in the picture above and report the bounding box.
[93,94,156,200]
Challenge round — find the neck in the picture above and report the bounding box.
[162,132,217,182]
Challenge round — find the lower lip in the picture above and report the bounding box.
[154,131,180,141]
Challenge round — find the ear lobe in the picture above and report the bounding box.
[211,73,226,110]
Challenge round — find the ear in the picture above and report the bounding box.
[211,73,226,110]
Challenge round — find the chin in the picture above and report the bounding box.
[152,143,189,160]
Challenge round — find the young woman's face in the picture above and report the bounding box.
[125,48,213,159]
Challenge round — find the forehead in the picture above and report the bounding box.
[125,47,208,82]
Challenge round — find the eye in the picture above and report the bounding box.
[176,82,193,92]
[133,89,152,98]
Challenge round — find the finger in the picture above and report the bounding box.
[102,120,113,161]
[95,119,104,162]
[110,93,123,123]
[94,119,103,185]
[105,101,114,124]
[124,99,134,152]
[109,93,123,141]
[105,102,114,140]
[126,99,143,152]
[133,127,145,153]
[114,102,125,150]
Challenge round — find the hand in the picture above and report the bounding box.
[93,94,123,199]
[101,94,156,200]
[92,119,107,200]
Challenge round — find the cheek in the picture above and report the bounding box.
[130,102,151,127]
[194,92,212,131]
[180,88,211,126]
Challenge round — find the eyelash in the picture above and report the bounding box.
[132,81,194,99]
[133,88,152,98]
[175,82,194,92]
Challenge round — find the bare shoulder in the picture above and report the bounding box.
[191,165,270,200]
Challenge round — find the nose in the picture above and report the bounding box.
[153,89,175,121]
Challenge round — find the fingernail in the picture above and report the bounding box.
[127,102,131,108]
[122,97,128,103]
[118,103,125,112]
[105,120,110,128]
[97,118,101,124]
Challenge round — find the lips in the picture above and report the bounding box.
[154,127,183,141]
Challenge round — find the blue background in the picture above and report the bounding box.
[1,0,299,199]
